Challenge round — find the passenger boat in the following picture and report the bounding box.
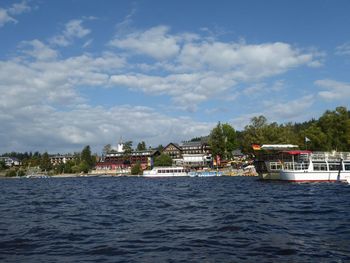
[188,171,223,177]
[143,167,189,177]
[279,151,350,182]
[253,144,299,180]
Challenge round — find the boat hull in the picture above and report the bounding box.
[280,170,350,182]
[258,172,280,180]
[142,173,188,178]
[189,171,222,177]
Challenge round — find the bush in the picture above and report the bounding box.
[5,169,17,177]
[131,162,143,175]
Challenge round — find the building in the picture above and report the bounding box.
[162,139,212,168]
[162,143,182,159]
[95,149,160,172]
[180,139,210,155]
[50,155,75,165]
[0,157,21,167]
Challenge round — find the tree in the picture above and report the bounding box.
[40,152,52,171]
[136,141,146,151]
[123,141,133,154]
[209,122,237,160]
[81,145,95,170]
[102,144,112,155]
[131,162,143,175]
[154,154,173,167]
[0,160,6,171]
[156,144,164,151]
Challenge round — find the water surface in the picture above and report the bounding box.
[0,177,349,262]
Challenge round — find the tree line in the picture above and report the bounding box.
[2,106,349,175]
[1,146,96,176]
[208,106,350,159]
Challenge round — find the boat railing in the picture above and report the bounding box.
[283,162,309,171]
[310,152,350,161]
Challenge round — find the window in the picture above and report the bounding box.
[329,164,340,171]
[313,163,328,171]
[270,162,282,171]
[344,163,350,171]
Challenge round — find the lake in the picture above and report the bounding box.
[0,176,349,262]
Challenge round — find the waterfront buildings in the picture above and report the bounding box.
[0,157,21,167]
[50,155,75,165]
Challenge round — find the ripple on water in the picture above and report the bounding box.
[0,176,349,262]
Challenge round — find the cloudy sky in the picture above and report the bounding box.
[1,0,350,153]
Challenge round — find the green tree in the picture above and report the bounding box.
[136,141,147,151]
[40,152,52,171]
[79,161,90,173]
[156,144,164,151]
[131,162,143,175]
[123,141,133,154]
[81,145,94,169]
[154,154,173,167]
[0,160,6,171]
[209,122,237,160]
[102,144,112,155]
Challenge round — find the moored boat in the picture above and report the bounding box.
[253,144,299,180]
[143,167,189,177]
[279,151,350,182]
[188,171,223,177]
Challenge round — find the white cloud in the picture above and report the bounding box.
[0,45,125,111]
[315,79,350,100]
[0,1,31,27]
[0,24,327,152]
[0,8,16,27]
[107,26,322,108]
[263,95,315,121]
[0,104,213,153]
[8,1,31,15]
[335,42,350,56]
[109,72,236,107]
[177,42,316,78]
[20,39,58,61]
[109,26,181,60]
[50,19,91,47]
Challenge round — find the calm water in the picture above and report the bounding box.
[0,176,349,263]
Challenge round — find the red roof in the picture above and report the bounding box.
[281,150,312,155]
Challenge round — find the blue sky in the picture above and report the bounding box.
[1,0,350,153]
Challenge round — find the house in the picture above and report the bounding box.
[162,143,182,160]
[0,157,21,167]
[50,155,75,165]
[95,149,160,172]
[162,139,212,168]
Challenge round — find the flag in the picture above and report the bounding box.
[252,144,261,150]
[305,137,311,143]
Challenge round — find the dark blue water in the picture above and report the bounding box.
[0,177,349,263]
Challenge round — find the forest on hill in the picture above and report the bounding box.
[236,106,350,153]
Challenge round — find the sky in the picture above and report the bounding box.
[1,0,350,154]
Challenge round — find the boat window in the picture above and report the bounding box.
[344,163,350,171]
[328,164,341,171]
[166,170,170,173]
[313,163,327,171]
[270,162,282,171]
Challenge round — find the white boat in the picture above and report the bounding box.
[253,145,301,180]
[279,151,350,182]
[143,167,189,177]
[188,171,223,177]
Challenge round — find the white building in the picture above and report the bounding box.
[0,157,21,167]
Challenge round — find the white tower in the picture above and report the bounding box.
[117,137,124,153]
